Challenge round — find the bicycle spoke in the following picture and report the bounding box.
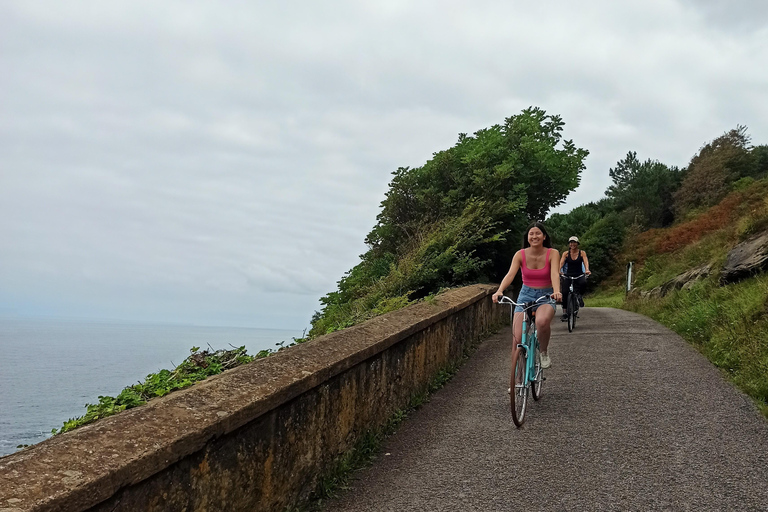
[510,347,528,426]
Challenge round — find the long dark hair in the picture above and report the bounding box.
[522,221,552,249]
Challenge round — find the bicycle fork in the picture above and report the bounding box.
[517,318,540,388]
[513,316,530,391]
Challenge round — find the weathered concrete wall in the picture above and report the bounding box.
[0,284,505,512]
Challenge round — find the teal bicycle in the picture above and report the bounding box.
[498,295,550,427]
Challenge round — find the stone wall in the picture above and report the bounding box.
[0,284,506,512]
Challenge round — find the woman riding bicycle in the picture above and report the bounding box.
[559,236,591,321]
[492,222,561,369]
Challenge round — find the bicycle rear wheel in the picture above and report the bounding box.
[568,294,577,332]
[510,347,528,426]
[531,333,543,401]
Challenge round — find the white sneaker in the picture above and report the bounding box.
[540,353,551,369]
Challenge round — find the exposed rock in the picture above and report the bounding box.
[661,264,712,296]
[720,231,768,284]
[631,263,712,300]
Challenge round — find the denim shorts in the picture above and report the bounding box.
[515,285,556,313]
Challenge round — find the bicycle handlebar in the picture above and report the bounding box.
[496,294,553,308]
[560,273,587,280]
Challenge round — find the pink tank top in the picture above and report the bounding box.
[521,248,552,288]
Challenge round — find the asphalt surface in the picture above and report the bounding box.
[324,307,768,512]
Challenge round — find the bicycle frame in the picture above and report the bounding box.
[516,305,539,388]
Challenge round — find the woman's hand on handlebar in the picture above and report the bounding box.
[551,291,562,303]
[492,291,504,303]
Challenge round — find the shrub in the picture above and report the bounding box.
[674,126,757,218]
[580,213,626,286]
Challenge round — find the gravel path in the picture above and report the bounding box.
[324,307,768,511]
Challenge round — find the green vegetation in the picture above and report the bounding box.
[583,289,624,308]
[674,126,765,218]
[52,345,273,434]
[310,107,589,338]
[606,151,682,229]
[548,126,767,286]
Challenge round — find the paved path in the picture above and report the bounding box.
[325,308,768,511]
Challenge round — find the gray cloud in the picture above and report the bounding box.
[2,0,768,328]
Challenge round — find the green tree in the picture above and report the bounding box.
[752,145,768,178]
[310,108,589,337]
[366,107,587,254]
[547,198,614,250]
[606,151,681,228]
[580,213,626,285]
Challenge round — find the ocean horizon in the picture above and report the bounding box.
[0,317,305,457]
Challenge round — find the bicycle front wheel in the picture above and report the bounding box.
[510,347,528,427]
[568,294,577,332]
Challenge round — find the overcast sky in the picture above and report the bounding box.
[1,0,767,330]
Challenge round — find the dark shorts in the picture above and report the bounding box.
[515,285,556,313]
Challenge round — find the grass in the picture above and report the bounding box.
[584,288,625,308]
[628,226,734,291]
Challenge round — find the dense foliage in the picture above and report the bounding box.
[606,151,682,229]
[546,125,767,289]
[673,126,762,218]
[51,345,266,435]
[547,199,614,249]
[309,108,589,337]
[578,213,627,284]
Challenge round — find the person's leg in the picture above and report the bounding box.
[536,304,555,368]
[576,275,587,306]
[536,304,555,354]
[512,311,524,347]
[560,277,569,320]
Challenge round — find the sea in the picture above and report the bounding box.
[0,318,304,457]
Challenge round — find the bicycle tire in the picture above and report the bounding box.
[531,331,543,401]
[572,293,579,330]
[510,347,528,427]
[568,294,577,332]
